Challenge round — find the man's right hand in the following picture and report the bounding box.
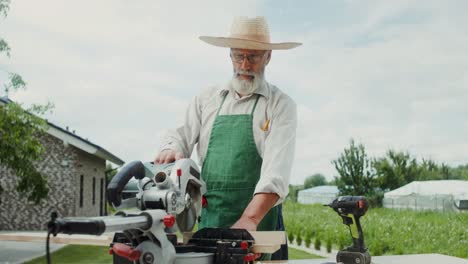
[154,149,184,164]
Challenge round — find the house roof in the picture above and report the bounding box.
[0,97,124,165]
[384,180,468,197]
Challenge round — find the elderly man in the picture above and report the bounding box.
[155,16,300,260]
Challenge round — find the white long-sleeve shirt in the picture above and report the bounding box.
[160,80,297,204]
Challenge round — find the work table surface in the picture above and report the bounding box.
[260,254,468,264]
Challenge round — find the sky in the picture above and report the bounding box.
[1,0,467,185]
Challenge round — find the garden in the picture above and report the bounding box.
[283,202,468,258]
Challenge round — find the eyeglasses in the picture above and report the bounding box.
[230,52,266,64]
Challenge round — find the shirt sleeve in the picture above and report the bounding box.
[254,95,297,205]
[159,95,201,157]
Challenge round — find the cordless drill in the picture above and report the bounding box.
[327,196,371,264]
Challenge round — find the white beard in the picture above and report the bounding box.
[231,70,264,96]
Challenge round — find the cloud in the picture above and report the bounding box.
[1,0,263,164]
[1,0,467,186]
[269,1,468,184]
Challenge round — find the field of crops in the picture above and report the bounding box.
[283,202,468,258]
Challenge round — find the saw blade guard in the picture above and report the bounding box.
[166,159,205,232]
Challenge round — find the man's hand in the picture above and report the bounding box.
[231,215,259,231]
[231,193,279,231]
[155,149,184,164]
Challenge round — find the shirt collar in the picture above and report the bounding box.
[219,79,269,100]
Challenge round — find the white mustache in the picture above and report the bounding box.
[234,70,256,78]
[231,69,264,96]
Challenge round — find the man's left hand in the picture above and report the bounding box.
[231,193,279,231]
[231,215,258,231]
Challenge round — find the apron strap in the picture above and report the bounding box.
[251,94,261,115]
[217,92,261,117]
[216,92,228,116]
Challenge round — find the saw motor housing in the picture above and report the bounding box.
[107,159,206,232]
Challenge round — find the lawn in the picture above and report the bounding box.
[283,202,468,258]
[26,245,319,263]
[26,245,112,264]
[288,247,322,259]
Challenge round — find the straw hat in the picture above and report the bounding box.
[199,16,301,50]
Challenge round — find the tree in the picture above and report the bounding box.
[439,163,450,180]
[418,158,442,181]
[448,164,468,180]
[303,173,327,189]
[0,0,53,203]
[373,150,468,190]
[332,139,376,196]
[105,163,119,181]
[373,150,419,191]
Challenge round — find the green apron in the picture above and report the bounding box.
[199,93,278,231]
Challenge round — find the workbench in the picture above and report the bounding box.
[260,254,468,264]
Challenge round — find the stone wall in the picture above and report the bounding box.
[73,147,106,217]
[0,132,106,230]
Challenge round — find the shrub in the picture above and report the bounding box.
[314,236,321,250]
[296,232,302,246]
[287,231,295,244]
[304,233,312,248]
[326,237,332,253]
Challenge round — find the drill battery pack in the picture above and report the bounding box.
[337,249,371,264]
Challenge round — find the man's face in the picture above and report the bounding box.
[230,48,271,82]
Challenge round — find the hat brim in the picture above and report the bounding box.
[199,36,301,50]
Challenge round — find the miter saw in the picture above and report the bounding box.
[47,159,274,264]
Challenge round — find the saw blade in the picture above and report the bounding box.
[176,203,197,232]
[176,181,200,232]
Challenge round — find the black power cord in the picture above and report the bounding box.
[46,211,58,264]
[46,230,52,264]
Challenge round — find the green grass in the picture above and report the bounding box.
[25,245,112,264]
[26,245,320,263]
[288,247,322,259]
[284,202,468,258]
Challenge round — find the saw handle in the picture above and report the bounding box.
[48,217,107,236]
[107,160,146,206]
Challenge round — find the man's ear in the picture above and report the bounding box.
[264,50,272,65]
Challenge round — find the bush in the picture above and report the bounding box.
[367,192,384,208]
[304,232,312,248]
[287,232,295,244]
[296,232,302,246]
[326,237,332,253]
[314,237,321,250]
[337,233,347,250]
[370,240,383,256]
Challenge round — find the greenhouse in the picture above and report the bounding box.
[383,180,468,212]
[297,185,339,205]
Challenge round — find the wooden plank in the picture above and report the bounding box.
[251,244,281,254]
[0,231,286,253]
[0,232,112,246]
[249,231,286,245]
[249,231,285,254]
